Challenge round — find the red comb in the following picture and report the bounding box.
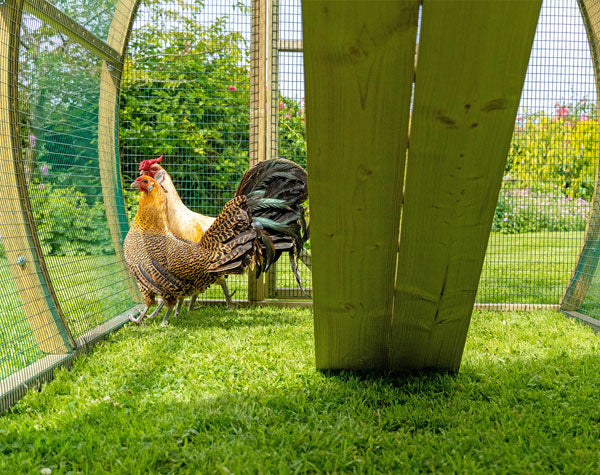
[139,155,163,171]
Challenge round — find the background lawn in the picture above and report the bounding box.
[0,305,598,473]
[477,231,583,305]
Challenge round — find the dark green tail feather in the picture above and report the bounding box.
[236,159,308,281]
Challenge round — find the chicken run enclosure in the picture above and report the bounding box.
[1,0,600,409]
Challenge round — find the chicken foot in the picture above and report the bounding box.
[161,299,183,327]
[129,300,165,325]
[186,278,236,311]
[289,252,310,298]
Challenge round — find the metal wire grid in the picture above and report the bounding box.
[477,0,597,306]
[0,0,138,392]
[120,0,252,301]
[569,1,600,320]
[267,0,311,297]
[0,4,57,381]
[41,0,118,40]
[18,12,135,339]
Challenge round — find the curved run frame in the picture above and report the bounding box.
[0,0,140,411]
[562,0,600,330]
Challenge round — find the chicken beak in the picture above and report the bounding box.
[130,181,140,189]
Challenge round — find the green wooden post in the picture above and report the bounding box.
[390,0,542,372]
[303,1,419,370]
[97,0,142,303]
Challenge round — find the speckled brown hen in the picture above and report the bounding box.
[138,155,234,308]
[124,159,308,326]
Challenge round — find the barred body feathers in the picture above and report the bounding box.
[124,158,308,326]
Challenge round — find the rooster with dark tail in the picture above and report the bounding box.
[124,159,308,326]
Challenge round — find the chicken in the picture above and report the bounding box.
[138,155,234,308]
[125,159,308,326]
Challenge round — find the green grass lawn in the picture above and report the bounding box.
[0,231,589,383]
[478,231,583,304]
[0,306,598,472]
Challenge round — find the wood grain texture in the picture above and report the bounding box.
[390,0,542,372]
[303,1,419,370]
[98,0,142,303]
[0,0,74,354]
[562,0,600,311]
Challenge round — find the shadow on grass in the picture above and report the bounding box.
[3,306,600,472]
[6,350,600,470]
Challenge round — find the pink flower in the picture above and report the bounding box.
[228,85,236,91]
[279,101,285,110]
[580,114,589,121]
[29,135,36,148]
[516,117,523,121]
[556,106,569,118]
[40,163,49,176]
[38,183,45,189]
[285,114,290,119]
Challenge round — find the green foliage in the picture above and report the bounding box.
[119,7,251,216]
[1,308,600,472]
[277,97,306,163]
[28,185,113,256]
[19,12,104,204]
[507,99,597,200]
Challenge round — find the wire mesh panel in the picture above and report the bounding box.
[119,0,252,302]
[268,0,597,307]
[478,0,597,306]
[267,0,311,298]
[0,0,138,410]
[33,0,118,40]
[0,1,72,388]
[19,12,136,339]
[564,0,600,321]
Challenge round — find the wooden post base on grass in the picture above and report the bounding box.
[304,0,542,372]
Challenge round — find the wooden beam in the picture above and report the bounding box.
[562,310,600,332]
[97,0,142,304]
[264,0,281,299]
[561,0,600,311]
[278,39,302,52]
[303,1,419,370]
[0,0,74,354]
[23,0,121,67]
[248,0,267,302]
[390,0,542,372]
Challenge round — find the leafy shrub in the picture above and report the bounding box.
[119,10,252,216]
[278,97,306,163]
[28,184,113,256]
[507,100,597,200]
[492,188,589,234]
